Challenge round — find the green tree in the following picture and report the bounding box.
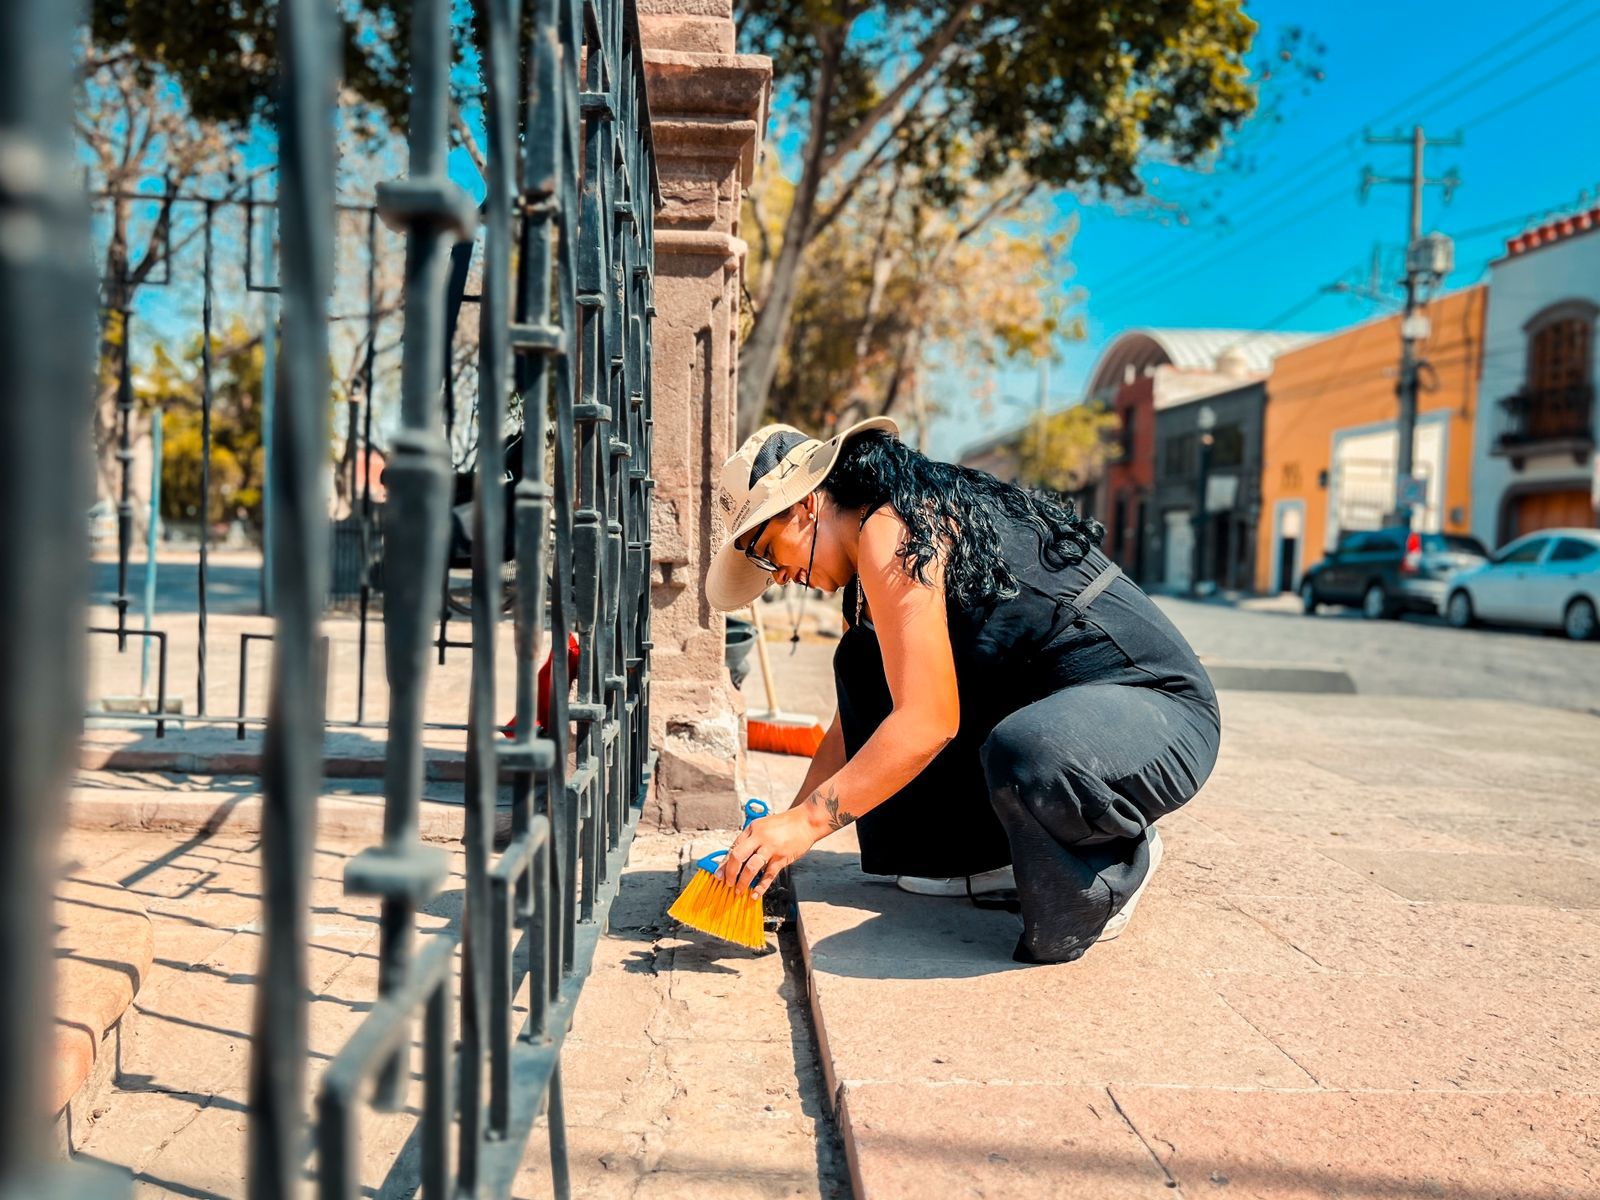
[752,149,1080,443]
[733,0,1264,439]
[138,320,269,529]
[86,2,431,132]
[1015,403,1119,495]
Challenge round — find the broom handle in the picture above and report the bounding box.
[746,604,781,713]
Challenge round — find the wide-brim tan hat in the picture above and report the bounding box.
[704,416,900,611]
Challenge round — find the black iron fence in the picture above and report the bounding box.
[1494,383,1596,452]
[90,183,409,730]
[7,0,658,1195]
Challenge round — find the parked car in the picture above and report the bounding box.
[1300,527,1490,620]
[1444,528,1600,640]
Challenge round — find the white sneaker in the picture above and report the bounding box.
[1097,827,1163,943]
[896,864,1016,897]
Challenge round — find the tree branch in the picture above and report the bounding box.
[818,4,976,177]
[746,185,776,308]
[80,50,134,76]
[954,179,1038,245]
[450,101,487,181]
[808,92,937,243]
[127,166,274,288]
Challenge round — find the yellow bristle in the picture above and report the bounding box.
[669,865,765,950]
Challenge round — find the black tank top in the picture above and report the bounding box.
[842,510,1214,736]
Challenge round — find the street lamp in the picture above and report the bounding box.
[1192,404,1216,597]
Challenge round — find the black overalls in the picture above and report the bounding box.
[833,512,1221,964]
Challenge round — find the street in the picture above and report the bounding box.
[92,549,267,617]
[1155,594,1600,714]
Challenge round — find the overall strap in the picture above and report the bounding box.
[1060,562,1122,625]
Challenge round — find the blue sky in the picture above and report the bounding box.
[919,0,1600,459]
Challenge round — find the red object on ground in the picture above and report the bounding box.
[502,632,581,738]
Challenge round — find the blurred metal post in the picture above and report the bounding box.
[247,0,337,1194]
[261,212,278,616]
[197,201,215,712]
[140,406,163,695]
[0,0,128,1195]
[114,308,134,650]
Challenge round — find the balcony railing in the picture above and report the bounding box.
[1493,383,1596,461]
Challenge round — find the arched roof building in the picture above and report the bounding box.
[1085,329,1317,404]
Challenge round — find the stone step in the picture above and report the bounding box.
[53,870,155,1156]
[81,723,471,781]
[68,783,469,843]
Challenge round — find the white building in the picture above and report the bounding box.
[1472,205,1600,547]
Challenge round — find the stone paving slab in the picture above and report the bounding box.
[839,1084,1173,1199]
[786,690,1600,1198]
[1107,1087,1600,1200]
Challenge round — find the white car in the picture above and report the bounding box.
[1445,528,1600,641]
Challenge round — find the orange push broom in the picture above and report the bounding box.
[744,604,826,757]
[668,799,770,950]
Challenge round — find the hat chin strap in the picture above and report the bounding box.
[790,507,820,652]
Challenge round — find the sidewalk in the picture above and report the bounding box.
[64,817,850,1198]
[64,618,1600,1196]
[782,687,1600,1198]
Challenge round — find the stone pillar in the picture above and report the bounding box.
[641,5,771,830]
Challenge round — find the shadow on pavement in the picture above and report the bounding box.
[795,849,1028,980]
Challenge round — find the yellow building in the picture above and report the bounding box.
[1256,285,1486,594]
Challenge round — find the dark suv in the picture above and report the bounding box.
[1300,527,1490,619]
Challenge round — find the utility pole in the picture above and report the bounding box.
[1361,126,1460,528]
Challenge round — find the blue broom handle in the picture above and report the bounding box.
[693,798,770,873]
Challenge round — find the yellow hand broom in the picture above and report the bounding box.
[744,604,826,757]
[668,798,770,950]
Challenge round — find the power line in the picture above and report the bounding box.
[1090,1,1595,316]
[1450,203,1588,244]
[1187,0,1595,237]
[1235,287,1335,340]
[1090,180,1351,312]
[1454,48,1600,129]
[1096,50,1600,321]
[1411,7,1600,126]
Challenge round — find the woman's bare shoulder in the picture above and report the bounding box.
[858,506,947,593]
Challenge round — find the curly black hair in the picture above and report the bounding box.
[817,431,1104,610]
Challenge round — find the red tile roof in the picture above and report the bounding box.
[1503,205,1600,258]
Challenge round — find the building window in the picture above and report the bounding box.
[1527,307,1592,395]
[1210,424,1244,469]
[1162,433,1196,480]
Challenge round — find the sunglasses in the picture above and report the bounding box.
[740,517,781,573]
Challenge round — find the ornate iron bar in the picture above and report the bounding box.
[0,1,129,1196]
[316,0,658,1193]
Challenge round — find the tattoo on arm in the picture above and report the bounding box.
[809,784,855,832]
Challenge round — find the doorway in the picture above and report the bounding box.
[1271,499,1306,594]
[1277,537,1298,593]
[1164,509,1193,593]
[1506,487,1595,540]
